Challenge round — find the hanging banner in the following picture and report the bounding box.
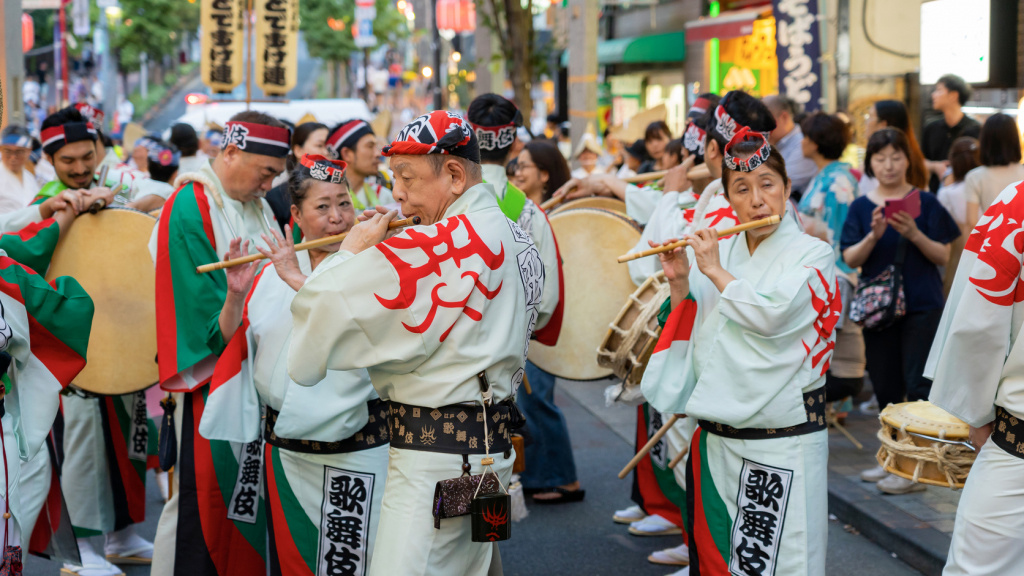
[201,0,246,93]
[255,0,300,96]
[772,0,822,111]
[72,0,90,37]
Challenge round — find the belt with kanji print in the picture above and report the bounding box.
[991,406,1024,460]
[265,399,391,455]
[698,385,827,440]
[386,398,524,455]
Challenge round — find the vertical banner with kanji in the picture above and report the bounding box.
[201,0,247,93]
[772,0,822,111]
[255,0,299,96]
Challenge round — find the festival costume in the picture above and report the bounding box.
[926,181,1024,575]
[641,214,836,575]
[289,181,539,575]
[199,247,389,576]
[0,224,94,571]
[149,159,277,576]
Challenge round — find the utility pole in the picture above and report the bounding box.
[98,3,118,134]
[430,0,442,110]
[1,0,27,126]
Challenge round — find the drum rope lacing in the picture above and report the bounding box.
[597,275,670,385]
[876,422,974,490]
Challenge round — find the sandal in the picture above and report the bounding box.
[530,487,586,504]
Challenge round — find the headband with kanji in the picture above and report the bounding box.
[298,154,348,184]
[381,111,480,164]
[41,122,97,156]
[682,121,706,156]
[710,91,776,173]
[74,103,105,125]
[220,121,291,158]
[327,120,374,157]
[468,96,523,152]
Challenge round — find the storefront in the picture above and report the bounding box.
[683,5,776,98]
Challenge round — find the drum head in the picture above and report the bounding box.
[880,401,969,439]
[528,207,642,380]
[46,208,158,395]
[550,197,628,216]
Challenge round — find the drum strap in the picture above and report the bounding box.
[496,183,527,222]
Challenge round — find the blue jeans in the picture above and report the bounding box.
[517,360,578,489]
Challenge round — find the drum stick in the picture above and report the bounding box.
[521,372,532,395]
[667,445,689,469]
[539,167,705,212]
[618,414,679,479]
[196,216,421,274]
[87,165,110,214]
[616,215,782,263]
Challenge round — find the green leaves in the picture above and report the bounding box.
[301,0,409,63]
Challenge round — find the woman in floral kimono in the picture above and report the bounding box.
[641,92,838,576]
[200,155,389,576]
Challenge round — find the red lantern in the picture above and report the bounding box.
[435,0,475,32]
[21,13,34,53]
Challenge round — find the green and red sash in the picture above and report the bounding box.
[633,404,687,535]
[98,393,149,532]
[28,412,82,567]
[265,444,319,576]
[177,390,267,575]
[155,182,228,392]
[686,427,732,575]
[0,219,60,275]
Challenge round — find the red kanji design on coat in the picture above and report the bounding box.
[801,267,841,376]
[964,184,1024,306]
[375,214,505,341]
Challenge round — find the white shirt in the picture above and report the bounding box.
[937,180,968,227]
[0,164,40,214]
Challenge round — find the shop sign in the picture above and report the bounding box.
[255,0,299,95]
[772,0,821,111]
[201,0,247,92]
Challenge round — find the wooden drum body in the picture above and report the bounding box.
[46,208,158,395]
[527,207,642,380]
[597,271,668,387]
[877,401,975,489]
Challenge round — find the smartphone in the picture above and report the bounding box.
[884,190,921,220]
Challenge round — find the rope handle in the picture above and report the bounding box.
[472,389,509,499]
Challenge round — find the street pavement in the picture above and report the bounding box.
[26,381,923,575]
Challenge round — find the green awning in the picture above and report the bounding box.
[560,30,686,68]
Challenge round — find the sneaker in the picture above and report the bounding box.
[877,474,927,495]
[648,543,689,566]
[859,465,888,483]
[665,567,690,576]
[859,395,879,416]
[629,514,683,536]
[612,504,647,524]
[105,525,154,565]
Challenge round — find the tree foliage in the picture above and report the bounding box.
[301,0,410,63]
[109,0,198,72]
[474,0,548,121]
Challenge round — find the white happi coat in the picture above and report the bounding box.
[624,183,663,225]
[200,251,388,575]
[641,214,836,575]
[289,183,540,576]
[926,181,1024,575]
[481,163,560,332]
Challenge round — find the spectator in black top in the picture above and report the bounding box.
[921,74,981,192]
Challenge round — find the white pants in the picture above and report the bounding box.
[368,447,514,576]
[943,437,1024,575]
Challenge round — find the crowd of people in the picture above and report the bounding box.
[0,69,1021,576]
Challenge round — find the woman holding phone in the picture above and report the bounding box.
[840,128,960,494]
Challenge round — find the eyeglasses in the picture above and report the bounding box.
[514,162,537,173]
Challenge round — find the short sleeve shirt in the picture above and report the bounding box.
[921,114,981,192]
[840,190,961,313]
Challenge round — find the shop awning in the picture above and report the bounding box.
[683,7,768,43]
[559,30,686,68]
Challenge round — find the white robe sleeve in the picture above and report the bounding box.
[624,184,661,225]
[0,206,44,234]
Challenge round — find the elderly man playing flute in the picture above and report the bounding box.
[288,111,541,575]
[640,91,838,576]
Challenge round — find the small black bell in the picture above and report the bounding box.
[471,492,511,542]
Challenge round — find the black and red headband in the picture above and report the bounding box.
[723,126,772,173]
[682,122,706,156]
[41,122,97,156]
[74,103,104,125]
[327,120,374,156]
[382,111,479,163]
[687,97,712,120]
[221,121,291,158]
[298,154,348,183]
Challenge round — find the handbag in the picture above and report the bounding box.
[849,237,907,331]
[432,455,501,529]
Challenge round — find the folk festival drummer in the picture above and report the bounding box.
[149,110,288,576]
[288,111,539,574]
[641,92,837,574]
[926,180,1024,573]
[466,93,577,503]
[200,155,389,575]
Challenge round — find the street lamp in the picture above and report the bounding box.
[422,66,433,78]
[451,51,461,63]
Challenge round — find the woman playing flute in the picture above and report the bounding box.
[200,155,388,576]
[641,98,838,575]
